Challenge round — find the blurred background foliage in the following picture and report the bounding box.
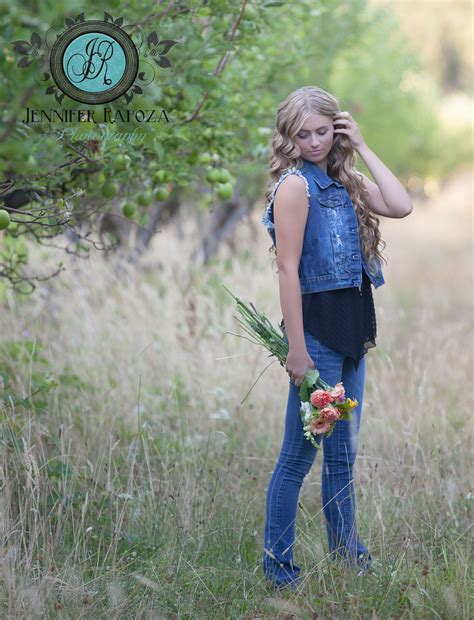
[0,0,472,293]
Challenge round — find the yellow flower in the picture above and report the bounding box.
[347,398,358,409]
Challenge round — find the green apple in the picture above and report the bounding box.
[122,202,136,218]
[137,191,152,206]
[114,154,131,171]
[101,181,118,198]
[206,167,221,183]
[8,221,18,234]
[216,182,233,200]
[154,186,169,201]
[199,152,213,165]
[243,4,258,20]
[215,168,231,183]
[164,85,178,97]
[0,209,11,230]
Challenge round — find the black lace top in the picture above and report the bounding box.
[280,267,377,370]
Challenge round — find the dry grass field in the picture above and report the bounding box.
[0,164,472,618]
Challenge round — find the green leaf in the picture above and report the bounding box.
[304,367,319,386]
[299,381,309,402]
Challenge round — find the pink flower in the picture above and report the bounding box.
[330,382,345,402]
[319,405,341,422]
[308,417,332,435]
[310,389,332,408]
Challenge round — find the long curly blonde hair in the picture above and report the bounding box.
[264,85,387,278]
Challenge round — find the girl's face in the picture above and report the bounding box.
[292,112,335,166]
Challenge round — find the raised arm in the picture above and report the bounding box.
[333,110,413,219]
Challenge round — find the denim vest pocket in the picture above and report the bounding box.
[318,190,347,209]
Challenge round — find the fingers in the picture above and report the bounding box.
[287,371,299,385]
[333,111,353,124]
[286,363,315,383]
[289,374,303,386]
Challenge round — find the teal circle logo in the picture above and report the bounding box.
[50,20,138,104]
[63,33,126,92]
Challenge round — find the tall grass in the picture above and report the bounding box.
[0,167,472,618]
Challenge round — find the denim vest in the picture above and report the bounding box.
[261,158,385,293]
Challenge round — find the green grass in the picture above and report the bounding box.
[0,166,473,618]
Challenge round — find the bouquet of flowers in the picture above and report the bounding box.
[223,285,359,449]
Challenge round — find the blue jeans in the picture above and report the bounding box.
[262,330,372,587]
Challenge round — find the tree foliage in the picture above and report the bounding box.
[0,0,467,294]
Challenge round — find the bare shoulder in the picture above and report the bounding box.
[277,173,308,191]
[273,172,309,268]
[273,172,310,211]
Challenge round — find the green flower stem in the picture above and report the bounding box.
[223,284,332,392]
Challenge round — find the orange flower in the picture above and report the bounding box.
[308,417,332,435]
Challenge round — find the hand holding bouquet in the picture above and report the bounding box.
[223,285,359,448]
